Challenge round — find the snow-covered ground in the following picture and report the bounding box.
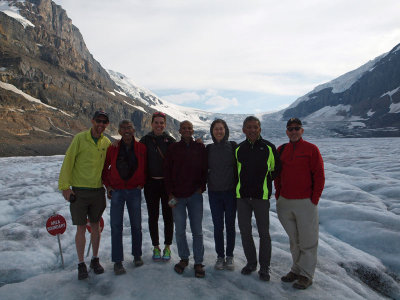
[0,137,399,299]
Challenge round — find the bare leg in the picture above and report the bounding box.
[76,225,87,262]
[90,222,101,257]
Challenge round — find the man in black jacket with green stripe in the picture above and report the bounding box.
[235,116,280,281]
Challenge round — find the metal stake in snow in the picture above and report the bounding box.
[46,214,67,268]
[85,217,104,257]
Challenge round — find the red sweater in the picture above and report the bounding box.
[274,138,325,205]
[164,139,207,198]
[102,139,147,189]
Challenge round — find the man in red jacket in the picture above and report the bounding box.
[102,120,147,275]
[274,118,325,290]
[164,120,207,278]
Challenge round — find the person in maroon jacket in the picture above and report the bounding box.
[164,120,207,278]
[102,120,147,275]
[274,117,325,290]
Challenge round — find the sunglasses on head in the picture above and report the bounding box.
[95,119,109,124]
[153,112,166,117]
[287,126,301,132]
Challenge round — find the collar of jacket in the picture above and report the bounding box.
[148,131,172,139]
[289,137,304,146]
[85,129,104,143]
[246,135,262,145]
[179,138,194,146]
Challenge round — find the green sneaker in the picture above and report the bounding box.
[152,247,161,261]
[162,247,171,261]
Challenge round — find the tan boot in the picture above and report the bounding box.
[293,275,313,289]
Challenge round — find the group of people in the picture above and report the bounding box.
[58,110,325,290]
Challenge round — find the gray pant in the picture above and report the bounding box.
[276,196,319,279]
[237,198,271,269]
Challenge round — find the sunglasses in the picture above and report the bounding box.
[153,112,166,117]
[95,119,109,124]
[287,126,301,132]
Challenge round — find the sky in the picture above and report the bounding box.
[1,137,400,299]
[53,0,400,114]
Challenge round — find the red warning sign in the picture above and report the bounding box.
[86,217,104,233]
[46,214,67,236]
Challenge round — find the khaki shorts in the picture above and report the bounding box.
[70,187,106,225]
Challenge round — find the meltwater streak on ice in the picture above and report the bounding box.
[0,138,399,299]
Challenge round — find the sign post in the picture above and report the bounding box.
[86,217,104,257]
[46,214,67,268]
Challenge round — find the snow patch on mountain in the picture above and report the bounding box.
[0,0,34,28]
[107,69,246,134]
[0,81,72,117]
[389,103,400,113]
[288,54,386,109]
[304,104,365,122]
[381,86,400,98]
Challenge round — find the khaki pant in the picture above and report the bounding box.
[276,196,318,279]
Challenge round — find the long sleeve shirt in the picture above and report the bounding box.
[58,129,111,190]
[164,139,207,198]
[274,138,325,205]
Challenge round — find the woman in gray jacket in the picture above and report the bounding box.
[207,119,237,270]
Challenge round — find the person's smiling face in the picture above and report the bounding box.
[179,121,194,140]
[91,116,109,138]
[212,122,225,142]
[151,116,166,136]
[119,122,135,142]
[243,120,261,143]
[286,125,304,142]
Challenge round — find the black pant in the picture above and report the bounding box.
[144,178,174,246]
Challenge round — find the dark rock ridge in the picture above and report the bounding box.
[0,0,180,156]
[281,43,400,137]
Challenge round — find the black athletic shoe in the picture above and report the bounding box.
[134,257,144,267]
[258,267,270,281]
[241,264,257,275]
[78,262,88,280]
[114,262,126,275]
[90,257,104,274]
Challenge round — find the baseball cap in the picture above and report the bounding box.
[286,117,302,127]
[93,110,109,121]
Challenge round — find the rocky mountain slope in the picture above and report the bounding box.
[0,0,173,156]
[279,43,400,137]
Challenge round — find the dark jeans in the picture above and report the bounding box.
[208,190,237,258]
[144,178,174,246]
[237,198,271,269]
[110,188,142,262]
[173,193,204,264]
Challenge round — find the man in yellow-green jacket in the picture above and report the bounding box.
[58,110,111,280]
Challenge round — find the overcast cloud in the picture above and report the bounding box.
[54,0,400,113]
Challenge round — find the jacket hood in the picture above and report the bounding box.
[210,119,229,143]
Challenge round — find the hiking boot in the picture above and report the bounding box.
[134,257,144,267]
[194,264,205,278]
[174,259,189,274]
[281,271,300,282]
[78,262,88,280]
[258,267,270,281]
[214,257,225,270]
[162,247,171,261]
[225,256,235,271]
[114,262,126,275]
[241,264,257,275]
[152,247,161,261]
[90,257,104,274]
[293,275,313,289]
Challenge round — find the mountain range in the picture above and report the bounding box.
[1,0,399,156]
